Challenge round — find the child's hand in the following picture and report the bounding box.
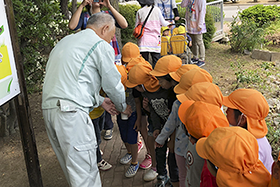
[153,129,160,139]
[133,118,141,131]
[155,141,163,148]
[122,105,132,117]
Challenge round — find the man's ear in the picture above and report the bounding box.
[101,25,109,35]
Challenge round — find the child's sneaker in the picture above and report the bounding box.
[195,60,205,67]
[143,167,158,181]
[120,153,132,164]
[97,159,112,171]
[140,153,152,169]
[155,175,170,187]
[125,162,139,178]
[191,58,199,64]
[137,141,143,153]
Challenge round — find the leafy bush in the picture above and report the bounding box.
[203,11,216,49]
[119,4,140,44]
[229,12,267,53]
[12,0,71,92]
[240,5,280,27]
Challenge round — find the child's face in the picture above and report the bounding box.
[157,77,172,90]
[226,108,236,126]
[162,30,169,36]
[135,85,145,92]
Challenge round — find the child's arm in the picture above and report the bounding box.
[134,97,142,131]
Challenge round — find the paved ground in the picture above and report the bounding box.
[99,116,161,187]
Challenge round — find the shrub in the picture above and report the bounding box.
[240,5,280,27]
[203,11,216,49]
[119,4,140,44]
[229,12,267,53]
[12,0,71,92]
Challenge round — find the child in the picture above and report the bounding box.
[161,26,171,41]
[149,55,182,187]
[177,25,192,47]
[115,64,139,177]
[121,42,141,65]
[270,152,280,187]
[173,68,212,95]
[181,0,207,67]
[126,63,161,182]
[176,82,224,187]
[223,88,274,173]
[196,127,271,187]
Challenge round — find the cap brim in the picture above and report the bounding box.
[223,96,237,109]
[176,94,189,103]
[125,80,138,88]
[169,72,180,82]
[174,85,187,95]
[121,56,131,63]
[178,100,194,126]
[150,70,167,77]
[196,137,208,159]
[247,117,268,139]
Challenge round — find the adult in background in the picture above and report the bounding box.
[42,13,131,187]
[135,0,170,68]
[181,0,206,67]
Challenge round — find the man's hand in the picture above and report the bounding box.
[101,98,119,115]
[122,105,132,117]
[153,129,160,139]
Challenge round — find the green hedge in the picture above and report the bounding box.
[240,5,280,27]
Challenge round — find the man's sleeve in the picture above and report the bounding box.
[98,45,127,112]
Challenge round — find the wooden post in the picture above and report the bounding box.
[3,0,43,186]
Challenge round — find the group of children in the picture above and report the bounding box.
[113,41,279,187]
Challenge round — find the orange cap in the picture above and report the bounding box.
[126,57,151,72]
[115,65,127,88]
[169,64,199,82]
[177,82,223,107]
[178,100,229,139]
[223,89,269,139]
[126,64,160,92]
[196,127,271,187]
[121,42,140,63]
[174,68,212,94]
[150,55,182,77]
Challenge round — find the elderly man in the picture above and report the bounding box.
[42,12,130,187]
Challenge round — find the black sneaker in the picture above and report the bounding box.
[155,175,170,187]
[191,58,199,64]
[196,60,205,67]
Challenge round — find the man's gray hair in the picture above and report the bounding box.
[87,12,115,31]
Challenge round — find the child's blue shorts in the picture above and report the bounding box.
[117,111,138,144]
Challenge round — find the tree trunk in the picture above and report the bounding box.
[60,0,70,19]
[71,0,78,16]
[109,0,123,50]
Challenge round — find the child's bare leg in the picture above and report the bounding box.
[140,115,150,154]
[130,143,138,163]
[147,135,156,167]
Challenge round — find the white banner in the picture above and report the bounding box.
[0,0,20,106]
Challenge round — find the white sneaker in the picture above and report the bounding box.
[104,129,113,140]
[143,168,158,181]
[97,159,112,171]
[120,153,132,164]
